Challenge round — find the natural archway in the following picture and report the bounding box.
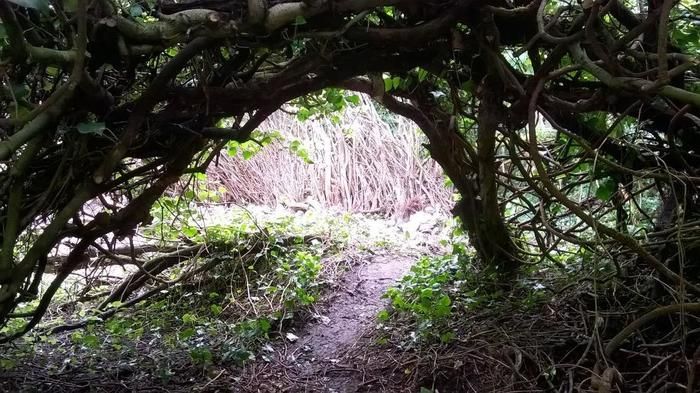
[1,0,699,367]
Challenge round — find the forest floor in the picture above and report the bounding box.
[237,253,415,392]
[3,206,691,392]
[0,207,448,393]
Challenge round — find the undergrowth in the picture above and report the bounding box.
[378,222,554,348]
[1,211,333,386]
[0,201,445,391]
[1,235,327,380]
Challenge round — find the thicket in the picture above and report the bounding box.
[208,101,452,216]
[0,0,699,390]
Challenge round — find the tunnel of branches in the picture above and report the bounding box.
[0,0,700,380]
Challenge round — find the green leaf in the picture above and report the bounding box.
[226,142,239,157]
[0,359,16,370]
[595,178,616,201]
[384,78,393,92]
[437,294,451,307]
[257,318,271,333]
[293,15,307,25]
[182,226,198,238]
[210,304,223,316]
[345,94,360,105]
[189,347,213,365]
[223,348,253,366]
[7,0,49,13]
[297,107,311,121]
[81,334,100,348]
[440,331,455,343]
[326,90,343,105]
[179,327,195,340]
[182,313,197,325]
[76,122,106,136]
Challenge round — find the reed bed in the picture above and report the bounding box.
[207,97,453,217]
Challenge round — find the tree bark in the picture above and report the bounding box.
[472,78,520,279]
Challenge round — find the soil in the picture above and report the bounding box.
[238,253,415,393]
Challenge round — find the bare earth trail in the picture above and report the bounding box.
[241,253,415,393]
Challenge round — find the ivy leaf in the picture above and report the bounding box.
[7,0,50,13]
[242,149,254,160]
[416,67,428,82]
[76,122,106,136]
[293,15,307,25]
[595,178,616,201]
[383,78,393,92]
[0,359,17,370]
[434,294,452,317]
[210,304,223,316]
[182,313,197,325]
[257,318,271,333]
[345,94,360,105]
[179,327,195,340]
[439,331,455,343]
[226,141,239,157]
[296,107,311,121]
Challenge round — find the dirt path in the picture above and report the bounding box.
[244,253,415,392]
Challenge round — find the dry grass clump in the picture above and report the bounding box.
[206,97,452,218]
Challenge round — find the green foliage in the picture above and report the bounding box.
[189,347,213,366]
[226,130,281,160]
[70,331,100,348]
[266,248,323,309]
[293,15,307,26]
[384,76,403,92]
[595,178,617,201]
[383,254,460,343]
[293,88,361,121]
[0,358,16,370]
[380,223,471,344]
[224,129,315,164]
[288,138,314,164]
[0,208,348,376]
[671,1,700,55]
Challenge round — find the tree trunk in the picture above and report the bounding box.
[412,91,520,282]
[473,79,520,279]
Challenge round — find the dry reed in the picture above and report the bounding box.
[206,97,453,217]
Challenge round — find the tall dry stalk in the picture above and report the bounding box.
[207,97,453,217]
